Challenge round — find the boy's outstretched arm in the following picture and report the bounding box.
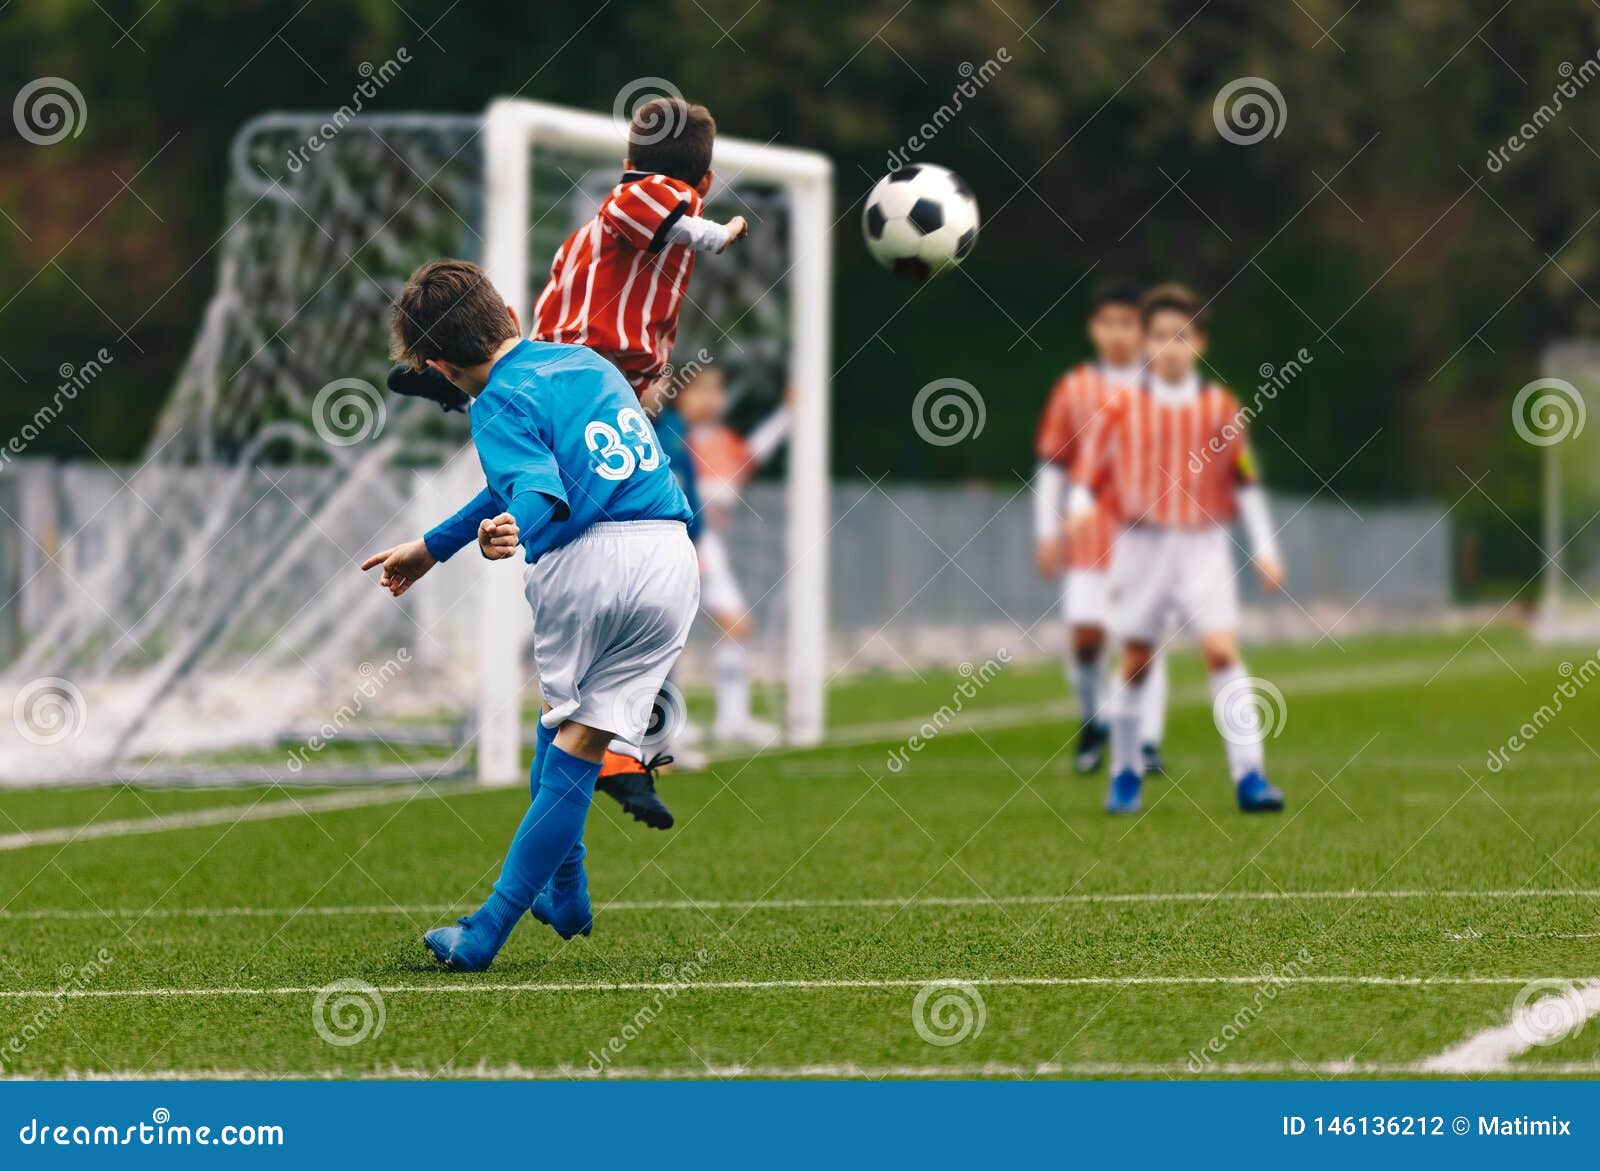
[663,213,747,254]
[360,539,435,598]
[422,486,500,562]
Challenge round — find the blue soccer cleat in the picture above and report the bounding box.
[1104,767,1143,814]
[530,869,593,940]
[423,916,502,972]
[1235,769,1285,813]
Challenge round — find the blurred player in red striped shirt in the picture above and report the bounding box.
[531,97,749,396]
[1033,281,1167,776]
[1069,284,1286,815]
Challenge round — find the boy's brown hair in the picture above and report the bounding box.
[390,259,517,371]
[1139,282,1208,331]
[628,98,716,186]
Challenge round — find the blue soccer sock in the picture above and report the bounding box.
[530,718,556,801]
[478,744,600,933]
[530,719,586,888]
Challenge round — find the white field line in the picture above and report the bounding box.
[0,781,481,853]
[6,887,1600,920]
[0,974,1589,1000]
[1421,980,1600,1073]
[10,1058,1600,1081]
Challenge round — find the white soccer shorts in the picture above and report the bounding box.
[523,520,700,744]
[1060,569,1111,630]
[1108,525,1240,644]
[696,527,748,616]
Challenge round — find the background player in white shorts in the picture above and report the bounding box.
[1070,283,1286,816]
[1034,280,1168,775]
[678,366,790,745]
[362,260,699,971]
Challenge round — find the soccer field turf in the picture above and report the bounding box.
[2,629,1598,1080]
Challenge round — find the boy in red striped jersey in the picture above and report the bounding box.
[1034,280,1168,775]
[1069,284,1286,815]
[530,98,748,396]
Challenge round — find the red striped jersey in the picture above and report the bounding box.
[1073,378,1256,528]
[1035,363,1131,570]
[530,171,704,393]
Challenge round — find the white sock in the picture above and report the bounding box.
[1139,651,1169,747]
[1106,675,1144,777]
[713,640,751,730]
[1209,662,1264,783]
[1068,649,1106,726]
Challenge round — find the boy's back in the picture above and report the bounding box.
[471,339,691,562]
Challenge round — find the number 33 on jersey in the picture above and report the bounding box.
[586,405,660,480]
[471,340,694,564]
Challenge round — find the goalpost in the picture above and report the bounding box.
[473,99,833,782]
[1533,340,1600,642]
[0,100,832,786]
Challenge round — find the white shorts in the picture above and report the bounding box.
[696,527,747,616]
[523,520,699,744]
[1060,569,1110,629]
[1109,525,1239,644]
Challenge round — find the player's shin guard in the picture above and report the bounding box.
[1106,674,1144,779]
[1209,662,1265,781]
[712,640,751,730]
[1068,650,1106,727]
[1139,651,1169,747]
[475,745,601,941]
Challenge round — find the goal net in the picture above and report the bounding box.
[0,100,831,786]
[1533,340,1600,642]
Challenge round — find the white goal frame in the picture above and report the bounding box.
[475,99,833,783]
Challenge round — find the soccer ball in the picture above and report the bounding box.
[862,164,979,281]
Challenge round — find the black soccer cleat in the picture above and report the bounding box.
[386,361,471,413]
[1141,742,1166,778]
[595,751,675,830]
[1073,721,1109,775]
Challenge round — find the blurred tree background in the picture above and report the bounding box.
[4,0,1599,589]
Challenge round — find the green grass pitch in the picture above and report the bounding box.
[2,629,1599,1079]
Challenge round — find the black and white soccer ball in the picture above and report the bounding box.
[862,164,979,281]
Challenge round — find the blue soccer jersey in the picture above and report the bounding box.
[423,340,692,563]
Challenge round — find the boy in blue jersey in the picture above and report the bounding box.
[361,260,699,971]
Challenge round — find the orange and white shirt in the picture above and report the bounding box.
[531,171,726,393]
[689,407,790,527]
[1071,373,1257,529]
[1034,362,1138,570]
